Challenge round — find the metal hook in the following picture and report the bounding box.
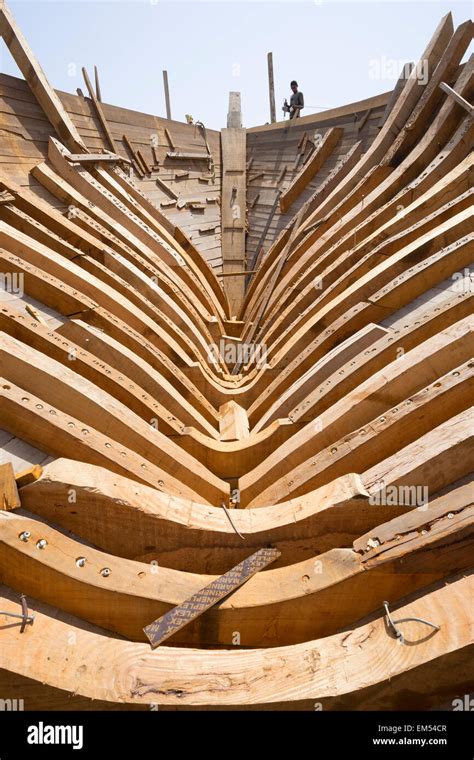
[0,594,35,632]
[383,600,440,645]
[221,501,245,541]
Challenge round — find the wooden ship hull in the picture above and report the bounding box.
[0,2,472,710]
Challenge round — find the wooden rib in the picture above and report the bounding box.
[1,485,472,646]
[237,232,473,413]
[377,62,414,128]
[246,36,468,324]
[0,377,226,505]
[241,360,473,506]
[30,162,222,333]
[0,171,221,353]
[247,287,472,423]
[362,409,474,498]
[0,304,216,438]
[0,572,471,705]
[289,13,454,234]
[0,332,227,504]
[19,464,377,573]
[46,137,224,323]
[0,220,218,377]
[260,154,473,349]
[279,128,343,213]
[258,203,473,366]
[252,105,472,331]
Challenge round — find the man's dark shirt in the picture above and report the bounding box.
[290,90,304,117]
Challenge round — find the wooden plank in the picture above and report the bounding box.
[221,127,247,314]
[439,80,473,114]
[82,67,118,153]
[155,176,178,199]
[162,70,171,120]
[94,65,102,102]
[166,151,209,160]
[279,127,343,213]
[218,400,249,441]
[0,462,20,510]
[267,52,276,123]
[14,464,43,489]
[0,1,86,152]
[136,149,151,174]
[66,152,130,165]
[143,547,280,647]
[164,127,174,149]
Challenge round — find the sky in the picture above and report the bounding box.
[1,0,472,130]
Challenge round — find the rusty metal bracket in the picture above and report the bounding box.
[0,594,35,632]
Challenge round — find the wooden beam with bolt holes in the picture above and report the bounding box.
[143,547,281,647]
[65,152,131,165]
[0,1,86,153]
[0,462,21,510]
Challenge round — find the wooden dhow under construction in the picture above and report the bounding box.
[0,2,472,710]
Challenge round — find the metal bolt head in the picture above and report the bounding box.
[19,531,31,542]
[36,539,47,550]
[100,568,111,577]
[76,557,86,568]
[447,512,454,519]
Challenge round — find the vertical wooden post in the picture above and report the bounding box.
[267,52,276,123]
[163,70,172,120]
[221,92,246,315]
[94,65,102,102]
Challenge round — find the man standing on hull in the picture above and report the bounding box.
[283,80,304,119]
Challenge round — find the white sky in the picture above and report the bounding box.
[1,0,472,130]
